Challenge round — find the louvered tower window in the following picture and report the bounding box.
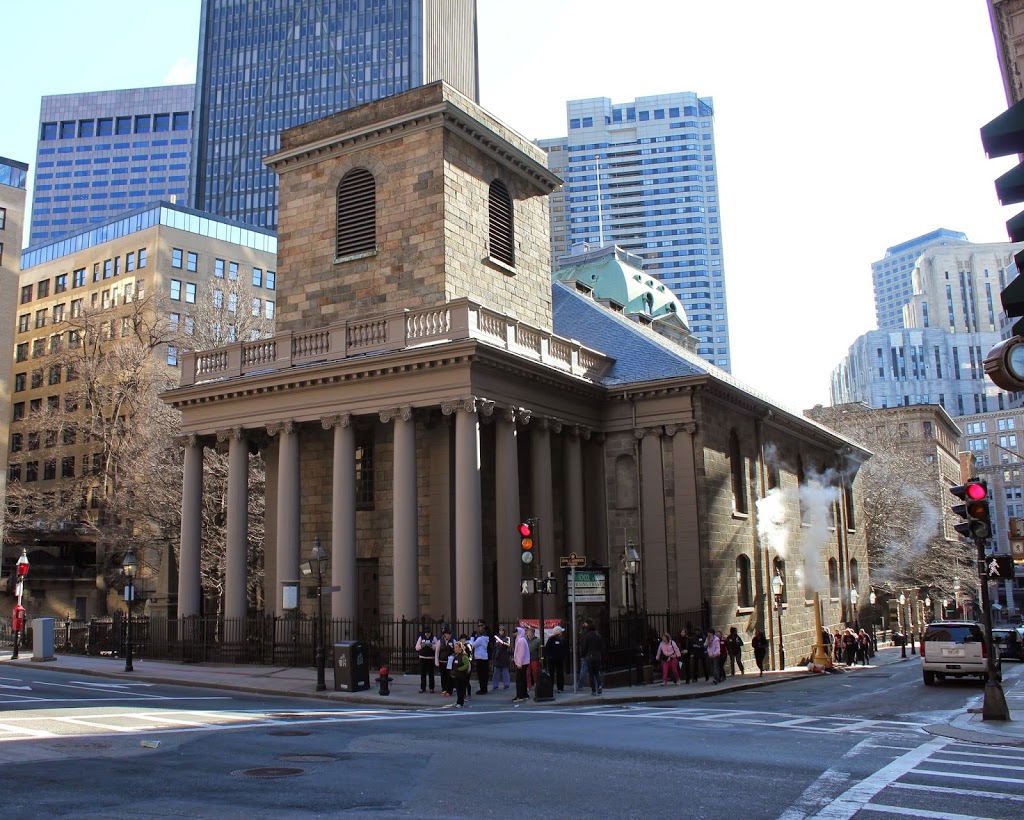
[336,169,376,258]
[488,179,515,266]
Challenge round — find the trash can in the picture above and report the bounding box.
[334,641,371,692]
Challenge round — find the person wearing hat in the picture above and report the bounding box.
[451,641,472,707]
[544,625,567,693]
[415,626,439,694]
[490,626,512,691]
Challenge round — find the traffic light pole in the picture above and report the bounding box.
[975,536,1010,721]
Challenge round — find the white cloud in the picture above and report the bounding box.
[164,57,196,85]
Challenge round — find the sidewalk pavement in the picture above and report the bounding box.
[2,645,1022,745]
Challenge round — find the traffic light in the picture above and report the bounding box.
[519,519,536,564]
[981,99,1024,241]
[950,479,991,540]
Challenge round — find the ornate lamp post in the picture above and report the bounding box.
[624,539,640,614]
[771,571,785,670]
[869,590,877,651]
[300,535,330,691]
[924,596,932,625]
[850,586,859,627]
[11,549,29,660]
[122,547,138,672]
[899,592,907,658]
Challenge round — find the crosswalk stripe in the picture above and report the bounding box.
[857,802,988,819]
[890,781,1024,803]
[913,767,1024,784]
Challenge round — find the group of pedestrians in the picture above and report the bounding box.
[414,621,580,707]
[829,627,872,666]
[654,626,754,685]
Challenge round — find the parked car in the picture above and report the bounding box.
[992,627,1024,661]
[921,621,988,685]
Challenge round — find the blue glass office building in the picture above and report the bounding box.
[541,92,732,372]
[190,0,479,229]
[31,85,196,244]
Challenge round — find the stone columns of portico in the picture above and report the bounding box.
[178,435,204,618]
[530,418,556,571]
[323,413,357,627]
[382,407,418,620]
[496,407,527,620]
[639,426,668,612]
[220,426,249,623]
[564,425,587,556]
[270,420,300,614]
[444,398,483,621]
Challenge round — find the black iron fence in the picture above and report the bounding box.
[0,609,705,674]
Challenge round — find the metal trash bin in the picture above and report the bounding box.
[334,641,371,692]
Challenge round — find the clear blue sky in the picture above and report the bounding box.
[0,1,1016,412]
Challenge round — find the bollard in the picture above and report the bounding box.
[376,666,393,696]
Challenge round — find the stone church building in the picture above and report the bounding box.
[163,83,870,664]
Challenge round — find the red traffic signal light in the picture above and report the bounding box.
[951,479,991,540]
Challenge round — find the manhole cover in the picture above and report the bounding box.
[279,753,346,763]
[267,730,312,737]
[234,767,305,779]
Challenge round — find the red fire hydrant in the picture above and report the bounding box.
[376,666,392,696]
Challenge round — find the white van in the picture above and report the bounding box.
[921,621,988,685]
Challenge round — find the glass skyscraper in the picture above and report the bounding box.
[30,86,195,244]
[540,92,732,372]
[190,0,479,229]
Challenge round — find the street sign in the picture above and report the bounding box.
[567,570,606,603]
[321,585,342,593]
[559,552,587,569]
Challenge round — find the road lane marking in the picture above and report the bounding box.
[913,768,1024,784]
[891,781,1024,802]
[858,804,984,819]
[808,736,950,819]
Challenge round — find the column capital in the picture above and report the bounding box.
[266,419,297,436]
[321,412,353,430]
[216,426,246,443]
[635,426,663,440]
[441,397,480,416]
[177,433,202,449]
[379,406,413,424]
[566,424,592,440]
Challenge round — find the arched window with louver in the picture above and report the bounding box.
[488,179,514,267]
[336,169,376,258]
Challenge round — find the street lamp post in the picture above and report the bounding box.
[909,591,917,655]
[11,549,30,660]
[869,591,877,652]
[300,536,329,691]
[899,592,907,658]
[122,547,138,673]
[953,577,961,618]
[771,572,785,670]
[624,539,640,614]
[850,587,859,629]
[924,596,932,625]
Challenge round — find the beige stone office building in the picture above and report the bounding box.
[0,157,28,573]
[7,203,276,617]
[163,83,870,664]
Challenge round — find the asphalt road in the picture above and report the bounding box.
[0,657,1021,819]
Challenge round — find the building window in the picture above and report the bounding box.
[185,282,196,304]
[62,456,75,478]
[228,261,238,280]
[14,373,25,392]
[730,430,748,514]
[35,309,47,329]
[828,557,840,600]
[355,429,375,509]
[167,346,178,366]
[252,267,263,287]
[0,207,6,230]
[138,248,147,267]
[8,464,20,483]
[125,252,135,272]
[15,343,28,362]
[488,179,515,267]
[48,365,61,385]
[843,482,855,530]
[736,555,752,608]
[214,258,224,277]
[849,558,860,590]
[336,168,376,258]
[171,248,183,268]
[10,433,21,452]
[170,279,181,301]
[266,270,275,290]
[187,251,197,272]
[55,273,67,293]
[154,113,170,132]
[20,284,32,304]
[73,268,86,287]
[43,460,56,481]
[17,313,29,333]
[25,461,38,482]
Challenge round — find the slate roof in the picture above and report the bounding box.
[551,282,870,455]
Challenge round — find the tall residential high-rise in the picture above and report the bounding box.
[871,228,968,330]
[30,86,195,244]
[190,0,479,229]
[831,239,1022,416]
[540,92,732,371]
